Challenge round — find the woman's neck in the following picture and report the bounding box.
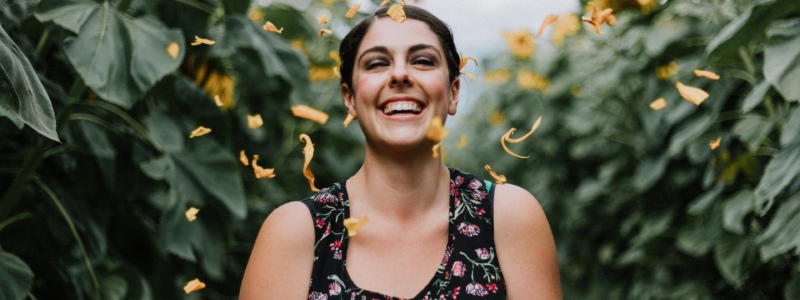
[347,144,450,222]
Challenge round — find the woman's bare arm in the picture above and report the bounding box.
[240,201,315,299]
[494,184,562,299]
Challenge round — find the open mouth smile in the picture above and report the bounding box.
[382,100,424,115]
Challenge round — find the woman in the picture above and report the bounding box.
[241,6,561,299]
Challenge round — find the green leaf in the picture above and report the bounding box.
[632,154,668,192]
[668,114,714,157]
[37,0,185,108]
[714,234,758,289]
[0,246,34,300]
[758,191,800,260]
[732,114,774,152]
[687,185,724,215]
[0,23,59,141]
[781,106,800,147]
[754,143,800,214]
[786,275,800,300]
[706,0,800,60]
[741,81,770,113]
[0,0,39,28]
[677,207,723,257]
[722,189,755,235]
[764,19,800,101]
[143,110,184,153]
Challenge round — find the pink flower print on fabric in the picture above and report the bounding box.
[441,245,453,266]
[475,248,491,260]
[452,261,467,277]
[330,240,342,260]
[309,291,328,300]
[451,286,461,299]
[316,192,339,204]
[471,189,487,201]
[467,178,482,191]
[486,283,499,294]
[315,218,326,228]
[455,175,464,186]
[328,282,342,295]
[466,283,489,296]
[457,222,480,237]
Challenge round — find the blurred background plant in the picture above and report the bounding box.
[0,0,798,299]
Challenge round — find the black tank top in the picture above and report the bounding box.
[301,168,507,299]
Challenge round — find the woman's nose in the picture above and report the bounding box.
[389,64,412,87]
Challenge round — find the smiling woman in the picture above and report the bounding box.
[240,5,561,299]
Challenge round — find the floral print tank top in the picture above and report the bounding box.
[300,168,507,299]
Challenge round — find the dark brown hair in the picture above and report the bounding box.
[339,5,460,90]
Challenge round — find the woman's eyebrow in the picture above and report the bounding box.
[408,44,442,59]
[357,46,389,63]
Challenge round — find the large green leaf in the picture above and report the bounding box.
[754,143,800,214]
[741,81,770,113]
[0,23,59,141]
[0,246,34,300]
[764,19,800,101]
[706,0,800,60]
[722,189,755,235]
[0,0,40,28]
[732,114,775,152]
[758,191,800,260]
[714,234,758,289]
[781,106,800,147]
[36,0,185,108]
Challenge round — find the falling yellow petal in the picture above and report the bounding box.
[213,95,224,107]
[426,116,449,142]
[459,54,478,70]
[484,165,507,184]
[344,216,369,237]
[251,155,276,179]
[432,143,441,158]
[319,29,333,37]
[183,278,206,294]
[538,14,559,36]
[166,42,180,59]
[247,114,263,129]
[185,207,199,222]
[345,4,361,18]
[649,97,666,110]
[387,3,406,23]
[501,129,529,159]
[189,126,211,138]
[343,114,355,127]
[380,0,391,5]
[333,66,341,78]
[457,135,467,149]
[710,137,721,150]
[506,116,542,143]
[299,134,319,192]
[582,4,615,34]
[503,29,535,59]
[263,21,284,33]
[318,14,329,25]
[291,105,329,124]
[676,81,709,106]
[461,72,477,80]
[694,69,720,80]
[191,36,215,46]
[239,150,249,166]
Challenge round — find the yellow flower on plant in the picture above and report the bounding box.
[484,69,510,84]
[656,61,678,80]
[637,0,658,14]
[517,70,549,92]
[489,110,505,126]
[503,29,535,60]
[249,8,264,23]
[552,13,580,46]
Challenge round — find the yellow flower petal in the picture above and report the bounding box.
[191,36,215,46]
[189,126,211,138]
[485,69,510,84]
[213,95,224,107]
[432,143,441,158]
[649,97,666,110]
[333,66,341,78]
[239,150,249,166]
[380,0,391,5]
[319,29,333,37]
[501,129,529,159]
[457,135,467,149]
[247,114,263,129]
[344,216,369,237]
[676,81,709,106]
[506,116,542,143]
[185,207,199,222]
[183,278,206,294]
[345,4,361,18]
[387,3,406,23]
[694,69,720,80]
[538,14,559,36]
[489,110,506,126]
[426,116,449,142]
[299,134,319,192]
[710,137,721,150]
[318,14,329,25]
[484,165,507,184]
[291,105,329,124]
[503,29,535,59]
[343,114,355,127]
[459,53,478,70]
[552,13,580,46]
[582,4,615,34]
[251,155,276,179]
[262,21,284,33]
[166,42,180,59]
[461,72,477,80]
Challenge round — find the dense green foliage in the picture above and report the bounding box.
[1,0,799,299]
[447,0,800,298]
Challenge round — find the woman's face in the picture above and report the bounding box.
[342,18,460,153]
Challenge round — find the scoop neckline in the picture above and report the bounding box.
[338,168,455,299]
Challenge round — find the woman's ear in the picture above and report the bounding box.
[448,77,461,115]
[341,83,358,118]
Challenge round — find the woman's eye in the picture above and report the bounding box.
[366,60,389,69]
[413,57,435,65]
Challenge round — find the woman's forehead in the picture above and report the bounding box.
[357,18,443,54]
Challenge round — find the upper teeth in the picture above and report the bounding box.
[384,102,422,114]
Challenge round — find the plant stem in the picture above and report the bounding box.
[35,27,51,56]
